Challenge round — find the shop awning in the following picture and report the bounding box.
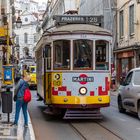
[0,36,13,45]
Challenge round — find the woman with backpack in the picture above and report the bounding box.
[11,74,31,127]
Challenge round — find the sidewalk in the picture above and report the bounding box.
[0,101,35,140]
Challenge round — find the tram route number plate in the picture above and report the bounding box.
[53,73,62,87]
[53,80,62,87]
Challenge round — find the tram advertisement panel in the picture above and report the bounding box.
[52,72,110,97]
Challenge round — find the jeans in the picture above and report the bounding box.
[14,100,28,125]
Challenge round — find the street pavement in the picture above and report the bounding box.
[0,89,118,140]
[110,89,118,96]
[0,101,35,140]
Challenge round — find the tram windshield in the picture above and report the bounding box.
[30,67,36,73]
[73,39,92,69]
[53,39,109,70]
[53,40,70,69]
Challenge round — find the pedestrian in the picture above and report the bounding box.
[111,68,116,91]
[11,74,31,127]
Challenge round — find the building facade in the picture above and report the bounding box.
[0,0,14,88]
[79,0,117,66]
[14,0,46,59]
[115,0,140,83]
[14,9,38,59]
[79,0,116,32]
[42,0,80,31]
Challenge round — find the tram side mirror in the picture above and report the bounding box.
[43,45,50,58]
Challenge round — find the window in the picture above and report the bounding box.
[16,35,19,45]
[124,72,133,85]
[73,40,92,69]
[134,70,140,85]
[44,45,51,70]
[95,40,109,70]
[103,0,109,9]
[34,34,37,43]
[24,33,28,44]
[25,17,28,22]
[30,67,36,73]
[129,4,134,35]
[119,10,124,38]
[121,58,129,77]
[53,40,70,69]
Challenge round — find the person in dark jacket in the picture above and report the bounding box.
[11,74,31,127]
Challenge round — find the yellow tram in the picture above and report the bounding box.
[28,65,37,88]
[35,15,112,119]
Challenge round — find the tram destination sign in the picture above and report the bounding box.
[53,15,103,26]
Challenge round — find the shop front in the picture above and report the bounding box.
[115,50,135,84]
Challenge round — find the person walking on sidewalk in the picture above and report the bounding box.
[11,74,31,127]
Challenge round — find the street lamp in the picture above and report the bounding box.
[16,16,22,28]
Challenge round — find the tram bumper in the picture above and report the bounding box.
[51,95,110,109]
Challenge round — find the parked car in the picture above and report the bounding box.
[117,67,140,119]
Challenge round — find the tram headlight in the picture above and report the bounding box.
[79,87,87,95]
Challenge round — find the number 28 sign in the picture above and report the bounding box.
[53,73,62,87]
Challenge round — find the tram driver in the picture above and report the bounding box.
[75,55,91,68]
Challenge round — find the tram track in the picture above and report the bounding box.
[67,103,123,140]
[69,123,87,140]
[96,122,124,140]
[68,120,123,140]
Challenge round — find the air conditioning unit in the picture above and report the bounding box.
[137,0,140,3]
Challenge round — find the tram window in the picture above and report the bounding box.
[53,40,70,69]
[73,39,92,69]
[95,40,109,70]
[44,46,51,70]
[30,67,36,73]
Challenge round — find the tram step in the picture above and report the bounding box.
[63,109,102,119]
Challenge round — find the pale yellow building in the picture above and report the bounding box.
[115,0,140,82]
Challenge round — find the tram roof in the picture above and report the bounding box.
[43,24,111,36]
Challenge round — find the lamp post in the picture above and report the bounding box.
[15,12,22,62]
[6,23,10,64]
[16,16,22,28]
[16,10,22,28]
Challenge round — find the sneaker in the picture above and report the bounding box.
[10,123,17,126]
[24,124,28,128]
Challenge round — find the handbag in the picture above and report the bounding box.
[23,88,31,103]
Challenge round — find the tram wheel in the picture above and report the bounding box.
[118,96,126,113]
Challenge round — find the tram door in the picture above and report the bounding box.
[44,45,51,104]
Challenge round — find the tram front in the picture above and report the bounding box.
[36,15,112,119]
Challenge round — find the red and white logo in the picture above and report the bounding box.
[72,74,94,85]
